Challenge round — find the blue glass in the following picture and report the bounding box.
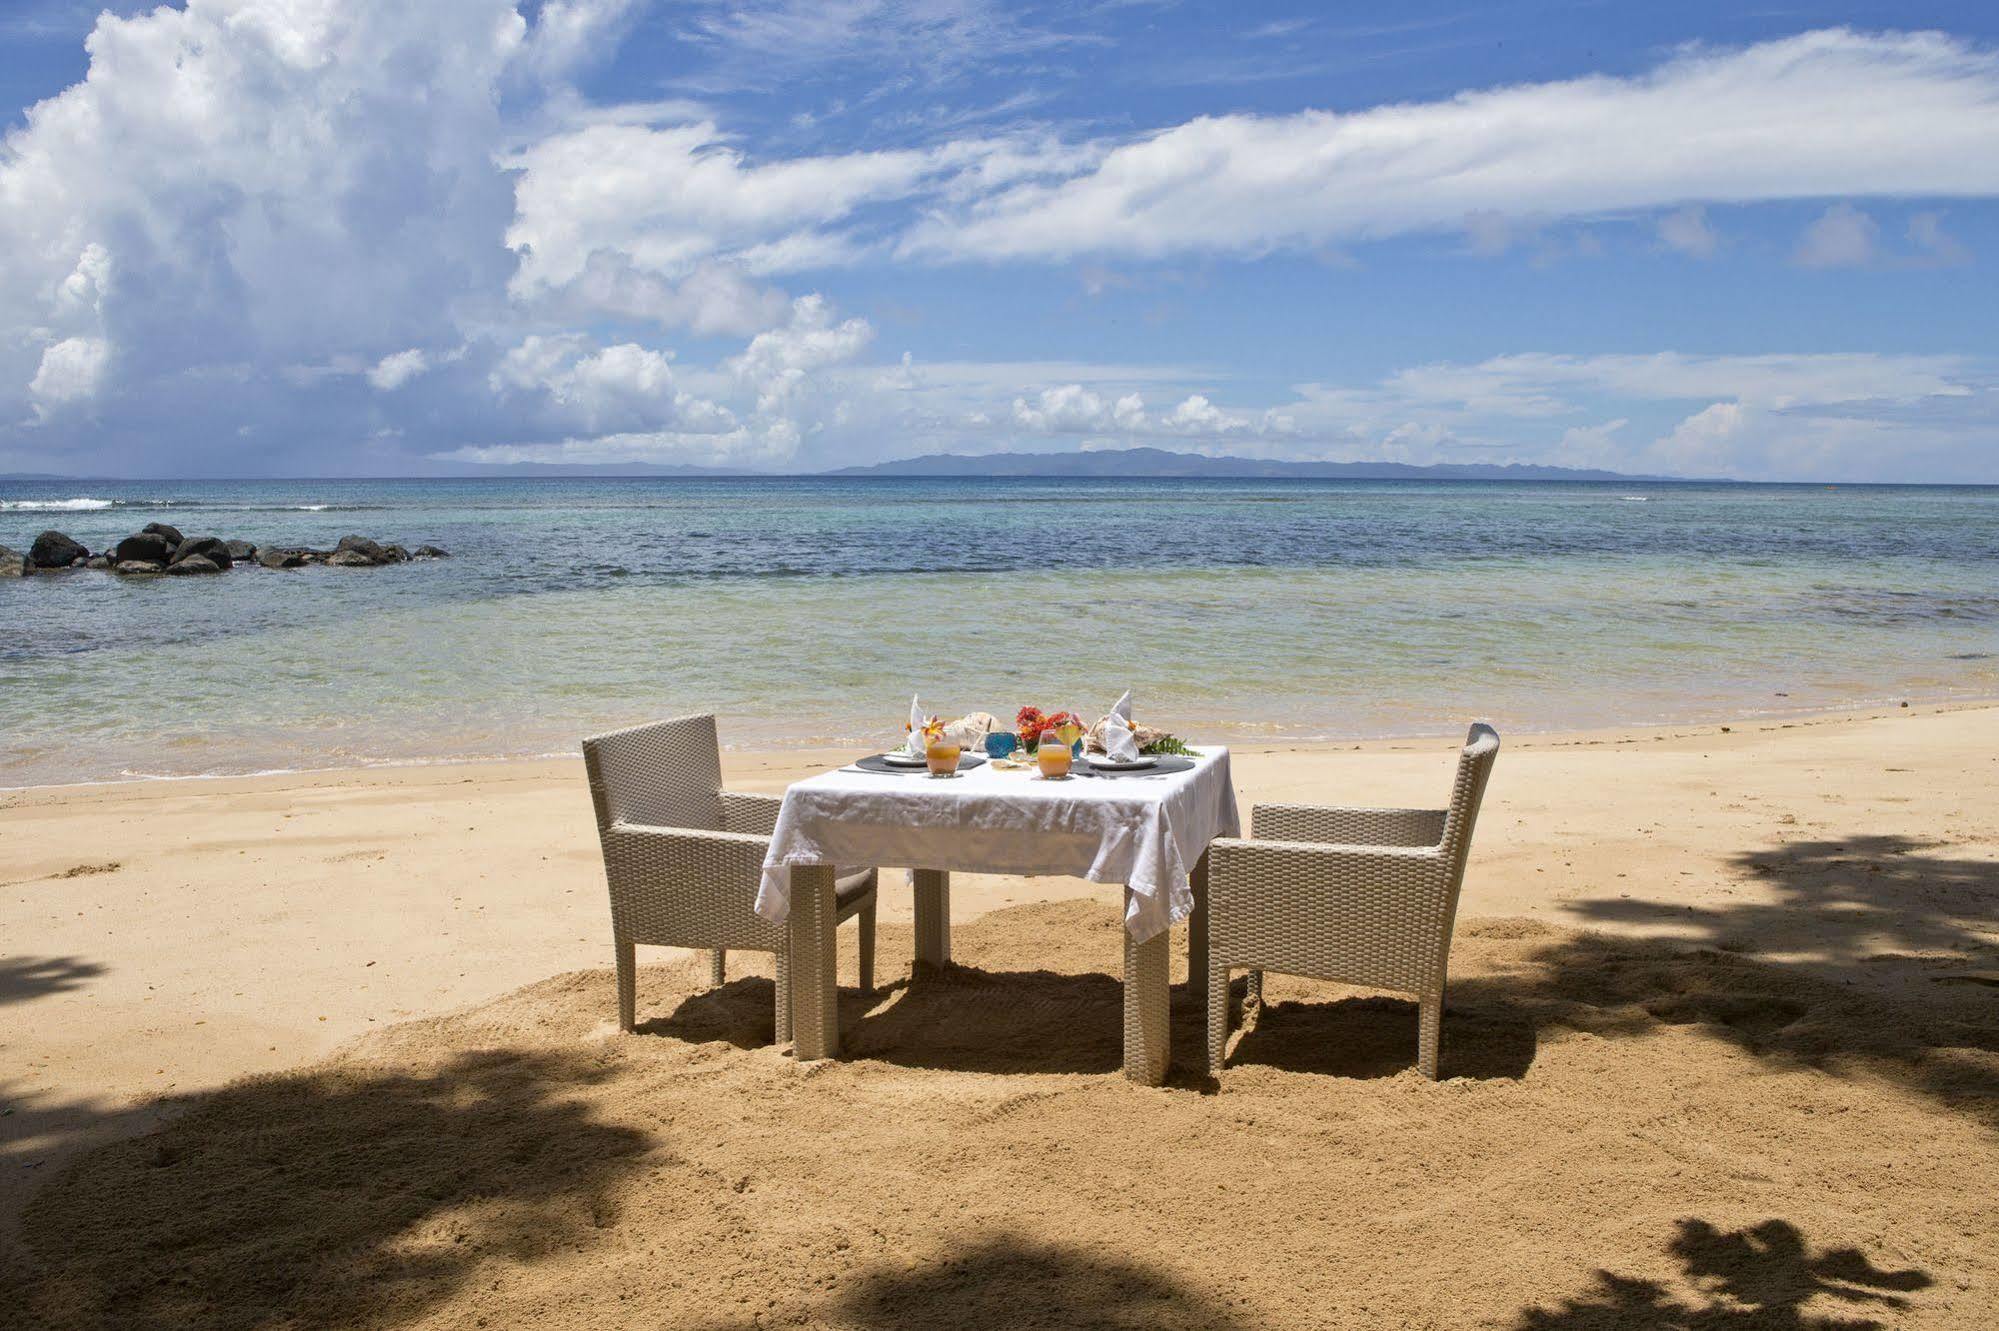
[983,732,1018,759]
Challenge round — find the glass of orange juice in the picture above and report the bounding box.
[1036,729,1072,779]
[925,740,962,776]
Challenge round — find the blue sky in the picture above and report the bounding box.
[1,1,1996,479]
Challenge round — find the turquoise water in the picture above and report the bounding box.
[3,477,1996,787]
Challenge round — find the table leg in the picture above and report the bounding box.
[1123,888,1171,1085]
[788,864,839,1061]
[1186,848,1210,992]
[913,868,951,968]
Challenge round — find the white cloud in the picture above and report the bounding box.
[367,349,430,391]
[27,336,111,416]
[1657,205,1719,258]
[505,120,936,301]
[901,30,1999,262]
[517,0,638,82]
[726,294,875,411]
[1793,202,1879,267]
[0,0,529,467]
[1907,211,1971,265]
[492,334,738,435]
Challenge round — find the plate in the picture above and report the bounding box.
[1086,752,1157,770]
[879,751,927,766]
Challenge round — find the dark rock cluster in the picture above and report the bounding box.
[3,525,449,578]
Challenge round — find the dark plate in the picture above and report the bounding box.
[853,753,988,774]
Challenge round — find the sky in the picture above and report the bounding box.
[1,2,1997,481]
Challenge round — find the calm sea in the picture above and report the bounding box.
[3,476,1996,787]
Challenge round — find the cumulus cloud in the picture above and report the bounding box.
[28,337,111,417]
[491,334,737,435]
[367,349,431,391]
[1657,205,1719,258]
[1793,202,1879,267]
[0,0,529,468]
[1907,211,1971,265]
[504,121,935,302]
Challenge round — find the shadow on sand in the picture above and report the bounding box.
[698,1233,1255,1331]
[1,1048,650,1330]
[1515,1217,1932,1330]
[0,954,105,1006]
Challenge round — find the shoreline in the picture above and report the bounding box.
[6,691,1996,798]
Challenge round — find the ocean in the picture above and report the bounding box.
[3,476,1996,787]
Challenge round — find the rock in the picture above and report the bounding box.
[84,554,112,570]
[325,548,377,567]
[142,522,185,546]
[335,535,387,563]
[114,560,165,576]
[224,539,258,562]
[0,546,25,577]
[170,535,233,569]
[413,544,450,559]
[69,555,89,568]
[115,532,174,563]
[379,543,410,563]
[28,530,87,568]
[164,554,221,575]
[256,547,309,569]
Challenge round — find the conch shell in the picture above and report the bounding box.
[941,712,1000,748]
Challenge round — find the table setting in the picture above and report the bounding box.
[757,689,1241,1083]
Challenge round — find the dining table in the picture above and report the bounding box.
[756,746,1241,1084]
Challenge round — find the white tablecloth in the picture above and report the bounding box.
[757,747,1240,942]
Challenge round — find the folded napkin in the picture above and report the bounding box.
[1101,689,1140,762]
[904,694,927,756]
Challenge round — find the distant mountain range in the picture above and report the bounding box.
[823,446,1656,482]
[4,448,1663,483]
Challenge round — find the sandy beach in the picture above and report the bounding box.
[3,703,1996,1327]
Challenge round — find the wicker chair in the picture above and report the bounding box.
[582,714,877,1043]
[1205,723,1499,1080]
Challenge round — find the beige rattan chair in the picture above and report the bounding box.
[1205,723,1499,1080]
[582,714,877,1043]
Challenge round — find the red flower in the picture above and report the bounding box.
[1015,705,1047,750]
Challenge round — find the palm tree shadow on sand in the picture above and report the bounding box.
[1,1048,651,1331]
[697,1233,1255,1331]
[1514,1218,1931,1330]
[1486,831,1999,1130]
[0,954,105,1006]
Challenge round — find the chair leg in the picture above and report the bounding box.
[858,898,876,994]
[1246,968,1263,1011]
[775,948,793,1047]
[709,948,726,987]
[1206,961,1230,1077]
[615,933,636,1033]
[1417,990,1442,1080]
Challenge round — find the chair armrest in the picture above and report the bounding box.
[603,822,770,886]
[1251,803,1447,848]
[719,790,784,837]
[1210,835,1448,892]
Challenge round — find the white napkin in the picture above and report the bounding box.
[904,694,926,756]
[1102,690,1140,762]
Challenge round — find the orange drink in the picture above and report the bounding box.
[1036,730,1071,778]
[925,742,962,776]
